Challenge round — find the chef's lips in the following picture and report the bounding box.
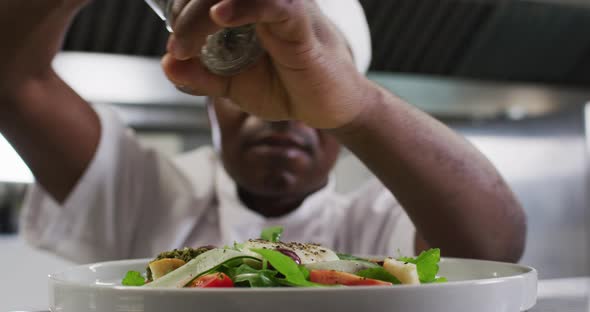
[145,0,264,76]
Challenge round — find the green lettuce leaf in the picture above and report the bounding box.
[356,267,401,284]
[260,226,284,242]
[122,271,145,286]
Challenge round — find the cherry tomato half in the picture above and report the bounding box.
[187,273,234,288]
[310,270,392,286]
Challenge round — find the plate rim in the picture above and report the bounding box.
[49,257,538,292]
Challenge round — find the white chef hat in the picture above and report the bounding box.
[316,0,372,74]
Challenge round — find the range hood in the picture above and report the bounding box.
[50,52,590,124]
[62,0,590,88]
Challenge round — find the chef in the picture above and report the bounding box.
[0,0,526,263]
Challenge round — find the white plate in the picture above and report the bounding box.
[49,258,537,312]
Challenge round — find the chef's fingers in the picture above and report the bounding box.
[168,0,222,60]
[210,0,312,44]
[162,53,229,96]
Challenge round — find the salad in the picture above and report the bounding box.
[122,227,446,288]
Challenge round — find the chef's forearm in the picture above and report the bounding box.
[331,81,526,262]
[0,72,100,203]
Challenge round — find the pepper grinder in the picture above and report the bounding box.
[145,0,264,76]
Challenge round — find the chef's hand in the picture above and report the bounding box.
[0,0,88,96]
[162,0,371,129]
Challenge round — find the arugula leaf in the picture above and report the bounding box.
[251,248,319,287]
[356,267,401,284]
[336,254,378,268]
[398,248,441,283]
[122,271,146,286]
[337,253,371,262]
[221,257,248,269]
[260,226,284,242]
[225,264,281,287]
[235,271,280,287]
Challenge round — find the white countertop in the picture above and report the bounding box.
[533,278,589,312]
[1,235,73,311]
[1,235,588,312]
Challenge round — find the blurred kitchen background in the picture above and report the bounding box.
[1,0,590,296]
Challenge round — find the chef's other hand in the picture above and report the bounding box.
[0,0,89,96]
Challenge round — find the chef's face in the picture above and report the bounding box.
[208,97,340,197]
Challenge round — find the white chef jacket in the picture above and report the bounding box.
[20,105,416,263]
